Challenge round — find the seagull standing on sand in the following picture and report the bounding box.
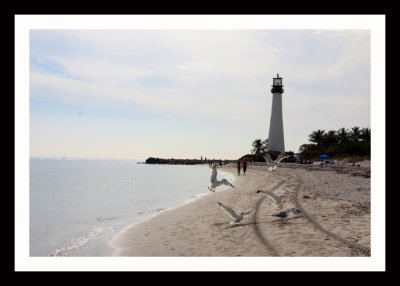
[208,165,235,193]
[218,202,251,224]
[272,210,289,224]
[256,190,285,208]
[272,208,302,224]
[288,207,302,218]
[263,152,291,172]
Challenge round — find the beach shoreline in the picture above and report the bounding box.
[109,162,370,257]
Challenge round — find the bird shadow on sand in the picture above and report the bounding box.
[213,222,229,227]
[271,218,308,225]
[227,224,249,229]
[214,221,271,229]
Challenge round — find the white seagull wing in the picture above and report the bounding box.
[210,167,217,183]
[220,179,235,188]
[263,153,273,166]
[276,153,291,163]
[258,190,281,203]
[218,202,239,220]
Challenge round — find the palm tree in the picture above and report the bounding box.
[337,127,349,144]
[251,139,267,156]
[325,130,338,146]
[360,127,371,143]
[349,126,361,142]
[308,129,325,146]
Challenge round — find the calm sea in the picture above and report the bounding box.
[30,159,234,256]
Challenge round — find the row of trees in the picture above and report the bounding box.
[248,126,370,161]
[245,126,370,162]
[308,127,370,146]
[300,127,370,159]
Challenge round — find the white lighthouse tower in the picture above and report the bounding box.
[267,74,285,156]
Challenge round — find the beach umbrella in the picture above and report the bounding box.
[319,154,330,159]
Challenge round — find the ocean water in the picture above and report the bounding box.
[29,159,234,256]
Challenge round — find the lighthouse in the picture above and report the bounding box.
[267,74,285,156]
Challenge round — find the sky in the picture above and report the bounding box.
[30,29,370,160]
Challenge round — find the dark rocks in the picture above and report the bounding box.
[145,157,233,165]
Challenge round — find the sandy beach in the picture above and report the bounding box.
[109,162,370,257]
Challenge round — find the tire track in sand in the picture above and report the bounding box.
[294,181,371,256]
[252,177,292,256]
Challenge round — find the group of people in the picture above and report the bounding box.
[237,159,248,176]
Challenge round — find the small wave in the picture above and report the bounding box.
[96,216,119,222]
[182,193,209,205]
[135,209,157,216]
[49,224,113,257]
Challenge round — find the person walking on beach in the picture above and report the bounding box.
[237,159,241,176]
[242,159,248,175]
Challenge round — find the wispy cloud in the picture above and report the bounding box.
[30,30,370,159]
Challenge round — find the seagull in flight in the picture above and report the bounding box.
[208,165,235,193]
[218,202,252,224]
[263,152,291,172]
[256,190,285,208]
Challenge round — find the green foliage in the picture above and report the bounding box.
[240,154,265,162]
[308,129,325,146]
[248,139,269,161]
[360,127,371,143]
[349,126,361,143]
[299,126,371,159]
[251,139,268,156]
[324,130,338,145]
[337,127,349,144]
